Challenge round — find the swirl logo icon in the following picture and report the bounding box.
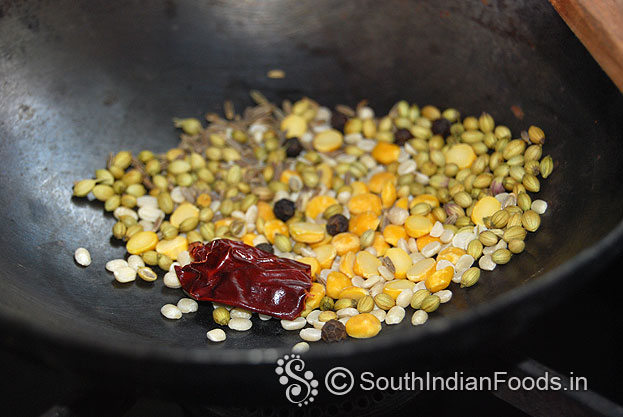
[324,367,355,395]
[275,354,319,406]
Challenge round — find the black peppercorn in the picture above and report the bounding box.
[394,128,413,146]
[431,118,451,137]
[326,214,348,236]
[330,111,348,132]
[255,243,274,254]
[321,319,347,342]
[273,199,296,222]
[284,137,303,158]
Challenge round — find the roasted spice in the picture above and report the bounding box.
[273,199,296,222]
[284,137,304,158]
[431,117,451,137]
[321,319,347,342]
[394,128,413,145]
[326,214,349,236]
[255,242,274,254]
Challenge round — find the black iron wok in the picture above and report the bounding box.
[0,0,622,403]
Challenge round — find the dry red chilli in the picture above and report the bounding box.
[175,239,312,320]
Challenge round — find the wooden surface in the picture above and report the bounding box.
[550,0,623,92]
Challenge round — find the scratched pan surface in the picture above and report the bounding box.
[0,0,622,395]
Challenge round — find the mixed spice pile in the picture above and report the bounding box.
[72,92,553,352]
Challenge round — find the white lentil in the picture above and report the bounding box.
[337,191,351,205]
[397,238,409,253]
[362,275,383,289]
[273,190,290,202]
[397,148,410,163]
[163,271,181,288]
[411,310,428,325]
[209,200,220,213]
[344,132,362,144]
[439,242,452,253]
[365,246,378,256]
[357,106,374,120]
[351,276,365,288]
[407,238,419,253]
[105,259,128,272]
[429,221,444,238]
[127,254,145,271]
[230,308,252,319]
[136,195,158,208]
[306,310,322,325]
[410,252,425,263]
[490,228,504,237]
[338,317,350,326]
[378,265,395,281]
[360,154,377,169]
[358,139,376,152]
[413,281,427,291]
[404,142,417,155]
[397,160,417,176]
[479,255,497,271]
[531,199,548,214]
[396,289,413,308]
[137,206,164,223]
[168,261,180,272]
[113,266,136,283]
[455,254,475,273]
[370,309,386,323]
[421,241,442,258]
[161,304,182,320]
[435,260,454,272]
[245,205,258,224]
[259,314,272,321]
[301,131,314,143]
[313,321,325,330]
[281,317,306,331]
[177,298,198,313]
[292,342,310,354]
[370,283,385,298]
[300,246,316,258]
[231,210,246,220]
[336,153,357,164]
[452,230,475,250]
[336,307,359,318]
[113,206,137,221]
[483,245,497,256]
[452,272,463,284]
[212,302,232,310]
[252,235,269,246]
[495,239,508,251]
[228,318,253,331]
[177,251,191,267]
[388,207,409,225]
[316,106,331,121]
[299,327,322,342]
[170,187,186,203]
[436,290,453,303]
[138,220,155,232]
[206,328,226,342]
[440,229,455,244]
[74,248,91,267]
[385,306,406,325]
[414,172,430,185]
[501,193,517,209]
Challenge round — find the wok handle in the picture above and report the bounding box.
[550,0,623,93]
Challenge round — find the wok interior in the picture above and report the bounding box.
[0,0,621,363]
